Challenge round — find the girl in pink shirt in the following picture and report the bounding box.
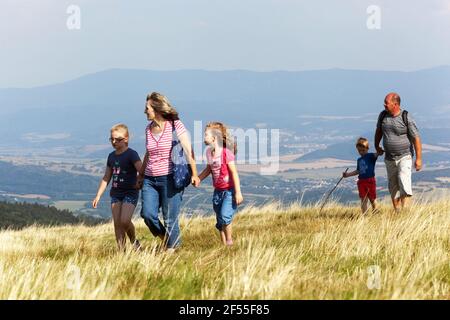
[199,122,243,246]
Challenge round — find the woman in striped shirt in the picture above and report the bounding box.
[138,92,200,252]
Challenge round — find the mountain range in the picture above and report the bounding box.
[1,67,449,157]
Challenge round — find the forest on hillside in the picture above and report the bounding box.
[0,201,106,230]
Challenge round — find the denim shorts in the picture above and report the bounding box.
[110,191,139,206]
[213,188,237,230]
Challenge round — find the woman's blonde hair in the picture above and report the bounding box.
[356,137,369,149]
[205,122,237,155]
[146,92,179,121]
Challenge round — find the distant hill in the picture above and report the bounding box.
[1,67,450,149]
[2,67,450,117]
[295,127,450,164]
[0,201,105,230]
[296,141,358,162]
[296,144,450,164]
[414,167,450,181]
[0,161,99,200]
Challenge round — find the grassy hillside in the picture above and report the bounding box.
[0,200,449,299]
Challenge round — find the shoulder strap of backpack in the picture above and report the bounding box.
[401,110,415,155]
[378,110,388,129]
[402,110,409,131]
[170,120,178,154]
[171,120,179,141]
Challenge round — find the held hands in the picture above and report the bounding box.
[234,191,244,205]
[135,174,144,190]
[342,171,348,178]
[376,146,384,156]
[191,175,201,187]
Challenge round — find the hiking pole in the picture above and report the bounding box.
[319,168,349,213]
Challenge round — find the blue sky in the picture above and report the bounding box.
[1,0,450,88]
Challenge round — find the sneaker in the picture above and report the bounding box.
[165,248,176,254]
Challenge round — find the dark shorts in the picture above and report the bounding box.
[110,190,139,206]
[357,177,377,201]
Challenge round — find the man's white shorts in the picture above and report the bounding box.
[385,155,413,199]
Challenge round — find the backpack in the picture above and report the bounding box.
[170,120,192,189]
[378,110,414,156]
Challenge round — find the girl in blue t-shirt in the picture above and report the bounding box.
[93,124,142,250]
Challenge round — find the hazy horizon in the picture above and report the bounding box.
[1,0,450,88]
[2,65,450,90]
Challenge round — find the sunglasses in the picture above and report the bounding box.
[109,137,126,143]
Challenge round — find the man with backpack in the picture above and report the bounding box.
[374,92,422,212]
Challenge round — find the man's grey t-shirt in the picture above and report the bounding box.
[376,110,419,161]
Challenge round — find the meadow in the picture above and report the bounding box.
[0,200,449,299]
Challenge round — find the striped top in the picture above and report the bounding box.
[376,110,419,161]
[145,120,187,177]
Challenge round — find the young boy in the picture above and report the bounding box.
[343,137,382,213]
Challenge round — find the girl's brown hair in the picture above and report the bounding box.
[146,92,179,121]
[205,122,237,155]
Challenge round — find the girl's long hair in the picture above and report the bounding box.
[146,92,179,121]
[205,122,237,155]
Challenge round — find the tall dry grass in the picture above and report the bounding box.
[0,200,449,299]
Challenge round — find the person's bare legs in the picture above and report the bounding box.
[386,159,402,212]
[361,197,369,214]
[120,203,136,244]
[400,195,411,209]
[392,196,402,213]
[370,199,378,212]
[223,224,233,246]
[219,230,227,245]
[111,202,126,250]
